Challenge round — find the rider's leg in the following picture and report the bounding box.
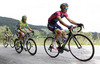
[17,32,24,45]
[62,31,68,43]
[62,31,66,39]
[55,29,62,40]
[6,36,9,43]
[6,36,8,41]
[18,32,24,40]
[52,29,62,49]
[19,32,26,49]
[61,31,69,51]
[48,24,62,49]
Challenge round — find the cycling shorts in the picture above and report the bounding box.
[48,23,63,34]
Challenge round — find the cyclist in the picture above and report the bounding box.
[48,3,83,50]
[16,15,34,45]
[4,27,12,43]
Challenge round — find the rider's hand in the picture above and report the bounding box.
[31,30,34,33]
[24,31,27,34]
[67,25,73,30]
[77,23,84,27]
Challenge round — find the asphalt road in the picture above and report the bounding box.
[0,45,100,64]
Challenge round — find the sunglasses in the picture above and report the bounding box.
[64,7,68,9]
[23,19,27,20]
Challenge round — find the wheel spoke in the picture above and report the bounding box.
[69,34,94,61]
[26,39,37,55]
[15,39,23,54]
[44,37,59,58]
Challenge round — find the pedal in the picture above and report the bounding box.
[48,45,53,52]
[57,47,64,53]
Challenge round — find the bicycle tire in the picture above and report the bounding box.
[3,39,8,48]
[69,34,95,61]
[14,39,23,54]
[10,39,15,48]
[44,37,59,58]
[26,38,37,56]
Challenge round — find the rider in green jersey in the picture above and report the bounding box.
[4,27,12,43]
[16,15,34,41]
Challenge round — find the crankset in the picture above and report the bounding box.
[57,47,64,53]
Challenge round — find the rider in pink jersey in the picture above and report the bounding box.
[48,3,84,50]
[48,11,68,24]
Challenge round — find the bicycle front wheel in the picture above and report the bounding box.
[3,39,8,48]
[10,39,15,48]
[44,37,59,58]
[26,39,37,56]
[14,39,23,54]
[69,34,95,61]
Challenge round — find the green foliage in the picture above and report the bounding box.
[0,16,100,45]
[0,16,47,35]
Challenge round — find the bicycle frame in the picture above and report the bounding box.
[4,36,13,43]
[8,36,12,41]
[22,32,34,48]
[22,34,29,48]
[62,31,72,47]
[57,30,82,49]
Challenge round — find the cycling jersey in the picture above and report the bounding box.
[5,30,10,34]
[48,11,68,24]
[4,30,10,36]
[17,21,29,30]
[48,11,68,33]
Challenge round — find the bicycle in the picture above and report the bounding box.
[14,32,37,56]
[44,26,95,61]
[3,35,15,48]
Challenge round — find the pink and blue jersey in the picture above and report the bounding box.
[48,11,68,24]
[47,11,68,33]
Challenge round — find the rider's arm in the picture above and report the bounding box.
[10,32,12,34]
[26,23,33,31]
[19,26,25,33]
[66,17,78,25]
[27,26,32,31]
[23,28,27,33]
[57,16,69,27]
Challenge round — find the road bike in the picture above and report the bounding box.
[3,35,14,48]
[44,26,95,61]
[14,32,37,56]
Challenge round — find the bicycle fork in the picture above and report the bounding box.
[72,36,82,49]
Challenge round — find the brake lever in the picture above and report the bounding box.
[83,25,85,29]
[78,28,81,32]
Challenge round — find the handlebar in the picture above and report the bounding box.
[71,26,83,32]
[78,27,82,32]
[25,31,34,37]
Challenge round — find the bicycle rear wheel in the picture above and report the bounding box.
[14,39,23,54]
[3,39,8,48]
[69,34,95,61]
[10,39,15,48]
[26,39,37,56]
[44,37,59,58]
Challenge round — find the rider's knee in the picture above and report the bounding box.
[57,30,62,35]
[6,36,8,38]
[62,31,65,35]
[19,32,24,37]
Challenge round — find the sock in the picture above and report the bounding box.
[7,42,8,43]
[17,40,20,42]
[64,37,67,39]
[62,37,67,43]
[53,39,56,44]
